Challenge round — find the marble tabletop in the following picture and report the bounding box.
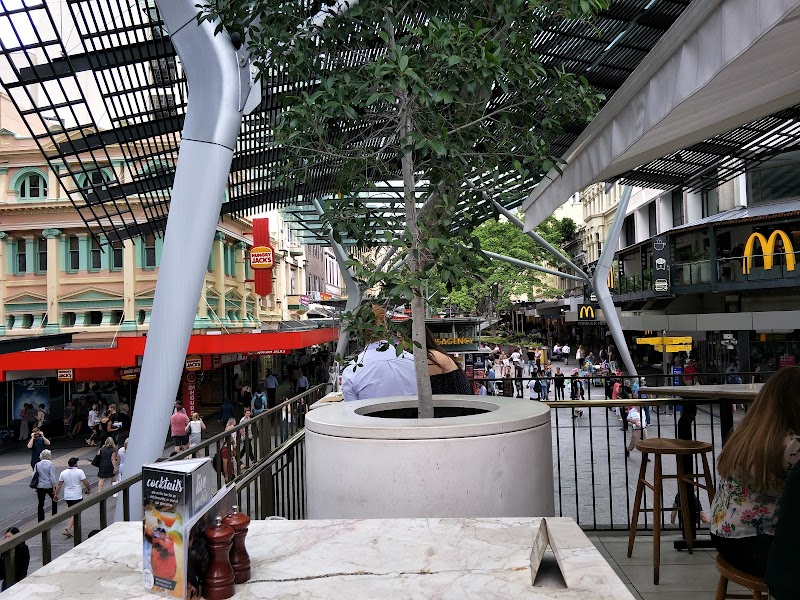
[641,383,762,399]
[1,517,634,599]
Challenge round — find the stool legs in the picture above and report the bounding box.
[652,454,662,585]
[627,452,649,558]
[715,575,728,600]
[702,452,715,504]
[675,456,694,553]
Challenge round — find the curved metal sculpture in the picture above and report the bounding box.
[117,0,261,521]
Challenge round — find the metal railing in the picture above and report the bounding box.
[0,384,325,586]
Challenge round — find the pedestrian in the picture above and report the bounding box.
[114,437,128,497]
[296,371,309,395]
[238,408,255,462]
[478,382,487,396]
[527,376,540,401]
[562,343,571,365]
[33,449,57,522]
[219,419,237,482]
[118,398,130,416]
[625,405,644,459]
[186,413,206,453]
[35,403,46,429]
[263,370,279,408]
[219,397,234,424]
[170,403,190,453]
[85,403,99,446]
[18,403,30,441]
[26,427,50,470]
[54,457,90,538]
[554,367,565,401]
[251,387,267,416]
[1,528,29,590]
[527,347,536,374]
[63,401,75,438]
[96,437,118,494]
[576,344,585,364]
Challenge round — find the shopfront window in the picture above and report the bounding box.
[747,150,800,204]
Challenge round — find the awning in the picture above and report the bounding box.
[522,0,800,229]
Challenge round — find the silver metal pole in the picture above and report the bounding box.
[493,201,590,281]
[592,186,638,376]
[116,0,261,522]
[482,251,586,282]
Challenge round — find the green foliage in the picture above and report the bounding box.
[201,0,606,411]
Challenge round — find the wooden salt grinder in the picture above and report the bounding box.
[203,517,235,600]
[222,505,251,583]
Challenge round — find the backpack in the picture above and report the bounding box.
[253,393,265,410]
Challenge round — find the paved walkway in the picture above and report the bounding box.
[590,531,752,600]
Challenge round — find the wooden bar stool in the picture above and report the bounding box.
[714,555,768,600]
[627,438,715,584]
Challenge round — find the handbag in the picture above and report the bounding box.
[29,465,40,489]
[91,450,101,468]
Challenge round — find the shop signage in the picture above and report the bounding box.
[300,294,309,307]
[219,353,243,366]
[652,236,670,296]
[57,369,73,382]
[252,218,274,296]
[780,354,797,367]
[185,355,202,371]
[434,337,474,346]
[578,305,599,321]
[250,245,274,269]
[743,230,795,274]
[119,367,140,381]
[181,372,199,421]
[246,349,290,356]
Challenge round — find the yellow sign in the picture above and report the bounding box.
[579,305,596,320]
[636,336,692,346]
[607,268,614,289]
[185,355,202,371]
[743,230,795,274]
[249,245,274,269]
[654,344,692,353]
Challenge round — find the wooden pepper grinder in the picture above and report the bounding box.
[203,516,235,600]
[222,505,251,583]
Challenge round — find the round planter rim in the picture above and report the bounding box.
[305,395,551,440]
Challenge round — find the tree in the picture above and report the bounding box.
[435,213,574,317]
[202,0,607,417]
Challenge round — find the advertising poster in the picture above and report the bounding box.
[143,458,216,599]
[12,378,50,420]
[672,366,683,387]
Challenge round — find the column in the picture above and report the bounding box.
[194,273,210,328]
[121,238,138,331]
[0,168,8,203]
[48,164,63,200]
[0,232,7,334]
[213,231,227,323]
[685,191,702,223]
[42,228,62,333]
[235,241,247,322]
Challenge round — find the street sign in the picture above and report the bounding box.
[636,336,692,346]
[654,344,692,353]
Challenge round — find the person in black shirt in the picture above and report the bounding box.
[1,527,29,590]
[766,464,800,599]
[553,368,565,401]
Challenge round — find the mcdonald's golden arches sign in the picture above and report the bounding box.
[578,305,597,321]
[743,230,795,274]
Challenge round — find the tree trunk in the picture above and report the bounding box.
[399,109,433,419]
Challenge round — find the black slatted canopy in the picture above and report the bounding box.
[0,0,692,246]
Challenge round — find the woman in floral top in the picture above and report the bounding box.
[710,366,800,577]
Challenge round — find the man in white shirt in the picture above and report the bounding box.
[562,343,571,365]
[342,340,417,401]
[625,406,645,459]
[54,457,90,538]
[341,305,418,402]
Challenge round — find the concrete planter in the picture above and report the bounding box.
[306,395,554,519]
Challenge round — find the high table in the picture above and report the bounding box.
[639,383,762,551]
[0,518,635,599]
[640,383,762,444]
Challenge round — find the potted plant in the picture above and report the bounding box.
[202,0,608,518]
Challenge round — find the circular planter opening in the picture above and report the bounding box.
[359,405,493,419]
